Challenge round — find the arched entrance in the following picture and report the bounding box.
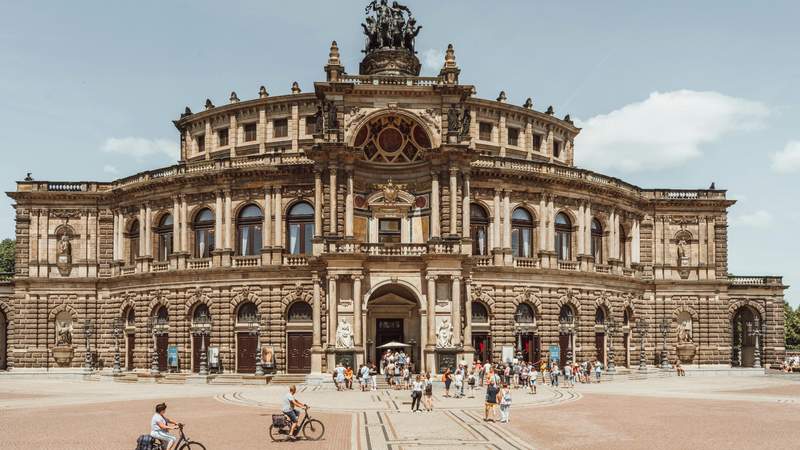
[152,305,169,372]
[732,306,762,367]
[366,283,422,371]
[190,304,211,373]
[235,301,259,374]
[286,302,313,374]
[123,307,135,371]
[0,309,7,370]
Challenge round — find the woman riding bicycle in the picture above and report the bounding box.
[150,403,179,450]
[282,385,309,440]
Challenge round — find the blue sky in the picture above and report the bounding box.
[1,1,798,305]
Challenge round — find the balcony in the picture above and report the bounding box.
[232,256,261,268]
[283,255,309,266]
[729,276,783,286]
[513,257,538,269]
[187,258,212,270]
[362,243,427,256]
[326,241,459,257]
[558,260,580,271]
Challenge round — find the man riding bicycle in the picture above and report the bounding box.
[150,403,179,450]
[282,385,308,440]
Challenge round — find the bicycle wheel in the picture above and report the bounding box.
[302,419,325,441]
[269,425,287,442]
[179,442,206,450]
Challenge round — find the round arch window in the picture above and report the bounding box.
[354,114,431,163]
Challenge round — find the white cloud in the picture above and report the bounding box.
[770,140,800,173]
[102,137,178,160]
[574,90,769,172]
[732,210,773,228]
[421,48,443,70]
[102,165,118,174]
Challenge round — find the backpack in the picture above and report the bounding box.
[136,434,156,450]
[425,381,432,395]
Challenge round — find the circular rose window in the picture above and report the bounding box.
[353,114,431,163]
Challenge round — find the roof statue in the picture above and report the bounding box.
[359,1,422,76]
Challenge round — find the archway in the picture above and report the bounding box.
[366,283,422,371]
[123,306,135,371]
[286,302,313,374]
[732,306,761,367]
[0,309,7,370]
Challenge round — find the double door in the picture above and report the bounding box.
[287,333,312,373]
[237,333,257,373]
[156,334,169,372]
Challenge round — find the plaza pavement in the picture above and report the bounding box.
[0,373,798,449]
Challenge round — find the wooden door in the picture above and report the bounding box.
[595,332,605,366]
[287,333,312,373]
[156,334,169,372]
[126,334,135,371]
[0,310,7,370]
[237,333,257,373]
[192,335,204,373]
[623,332,630,368]
[558,334,570,368]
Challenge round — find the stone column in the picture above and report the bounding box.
[118,211,125,261]
[577,202,585,256]
[547,196,555,252]
[274,187,283,247]
[461,172,471,240]
[451,276,462,346]
[464,278,473,355]
[345,168,354,237]
[180,195,188,254]
[327,276,338,347]
[311,273,323,372]
[430,171,440,238]
[229,114,238,157]
[449,167,458,235]
[426,275,437,346]
[584,202,592,257]
[538,196,547,256]
[632,219,641,264]
[172,197,181,253]
[263,186,272,248]
[352,274,362,346]
[314,169,323,237]
[113,213,119,261]
[214,192,223,251]
[502,190,511,248]
[493,189,502,250]
[329,167,337,235]
[224,190,233,250]
[144,203,152,256]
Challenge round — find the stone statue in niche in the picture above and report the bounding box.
[447,104,460,134]
[675,311,696,363]
[335,318,354,349]
[57,234,72,265]
[436,318,453,348]
[460,107,472,140]
[678,316,693,344]
[676,240,688,266]
[55,312,73,346]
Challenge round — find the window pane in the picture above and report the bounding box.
[244,123,257,142]
[304,223,314,254]
[274,119,288,138]
[289,224,300,254]
[522,228,531,258]
[511,228,520,257]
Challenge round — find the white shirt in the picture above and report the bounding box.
[282,392,295,413]
[412,381,423,392]
[151,413,167,433]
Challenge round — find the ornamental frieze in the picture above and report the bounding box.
[49,209,82,219]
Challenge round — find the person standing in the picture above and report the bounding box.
[594,360,603,383]
[370,363,378,391]
[411,375,423,412]
[423,372,434,411]
[499,384,512,423]
[529,365,538,394]
[467,368,477,398]
[454,366,464,398]
[360,364,371,391]
[443,368,453,397]
[484,381,499,422]
[564,363,573,388]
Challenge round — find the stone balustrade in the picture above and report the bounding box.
[513,257,538,268]
[283,255,309,266]
[729,275,783,286]
[151,261,169,273]
[558,260,580,271]
[232,256,261,268]
[187,258,212,270]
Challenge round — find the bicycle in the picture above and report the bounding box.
[269,406,325,442]
[154,423,206,450]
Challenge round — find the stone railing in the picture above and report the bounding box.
[232,256,261,268]
[558,260,580,271]
[471,256,492,267]
[327,241,360,254]
[645,189,726,200]
[595,264,612,274]
[187,258,212,270]
[729,275,783,286]
[120,266,136,276]
[283,255,309,266]
[47,182,86,192]
[429,241,460,255]
[151,261,169,273]
[362,243,427,256]
[514,257,538,268]
[622,267,636,277]
[339,74,442,87]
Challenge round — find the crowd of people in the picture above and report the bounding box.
[779,355,800,372]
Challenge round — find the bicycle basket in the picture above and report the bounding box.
[272,414,287,427]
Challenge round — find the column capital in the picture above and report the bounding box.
[452,275,463,282]
[311,271,319,282]
[327,274,339,281]
[425,274,438,281]
[329,166,338,175]
[449,166,459,175]
[351,273,364,281]
[430,170,440,179]
[264,185,273,194]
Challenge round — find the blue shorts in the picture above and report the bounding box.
[284,409,300,423]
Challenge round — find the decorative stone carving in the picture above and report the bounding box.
[335,318,354,349]
[676,311,696,363]
[56,232,73,276]
[436,318,453,348]
[677,239,688,267]
[53,311,74,367]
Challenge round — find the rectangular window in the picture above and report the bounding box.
[217,128,229,147]
[305,116,317,135]
[196,135,205,153]
[532,134,542,151]
[507,127,519,146]
[479,122,492,141]
[273,118,288,138]
[244,123,257,142]
[378,218,401,243]
[553,141,561,158]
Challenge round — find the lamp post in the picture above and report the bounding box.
[247,312,264,376]
[605,318,617,374]
[559,314,575,365]
[112,318,122,375]
[635,318,648,371]
[514,310,524,361]
[194,311,211,376]
[747,321,762,369]
[150,316,168,375]
[83,319,94,373]
[409,338,416,372]
[658,319,671,369]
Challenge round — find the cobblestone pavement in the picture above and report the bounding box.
[1,374,799,449]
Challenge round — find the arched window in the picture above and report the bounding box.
[511,208,534,258]
[555,213,572,261]
[192,304,210,322]
[559,304,574,322]
[287,302,313,322]
[286,202,314,255]
[236,302,258,323]
[591,218,603,263]
[155,214,174,262]
[471,302,489,323]
[595,307,606,325]
[128,220,140,265]
[125,308,135,327]
[237,205,263,256]
[619,224,627,264]
[470,204,489,256]
[193,208,215,258]
[515,303,535,324]
[623,307,633,326]
[155,305,169,323]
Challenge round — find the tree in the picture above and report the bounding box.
[785,301,800,349]
[0,239,14,274]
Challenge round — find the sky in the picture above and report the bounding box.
[0,1,798,305]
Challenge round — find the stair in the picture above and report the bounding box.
[209,374,248,385]
[271,373,308,385]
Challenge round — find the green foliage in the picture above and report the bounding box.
[785,301,800,349]
[0,239,14,274]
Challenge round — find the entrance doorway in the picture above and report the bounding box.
[732,306,761,367]
[473,333,491,363]
[156,334,169,372]
[595,333,606,366]
[287,333,312,373]
[366,284,421,370]
[125,333,135,371]
[236,333,257,373]
[0,309,6,370]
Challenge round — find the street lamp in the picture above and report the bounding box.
[747,321,762,369]
[194,311,211,376]
[605,318,618,374]
[559,314,575,364]
[83,319,94,373]
[112,318,122,375]
[658,319,671,369]
[150,315,168,375]
[409,338,416,372]
[246,312,264,376]
[635,318,648,372]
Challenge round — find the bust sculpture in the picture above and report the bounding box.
[335,318,354,348]
[436,318,453,348]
